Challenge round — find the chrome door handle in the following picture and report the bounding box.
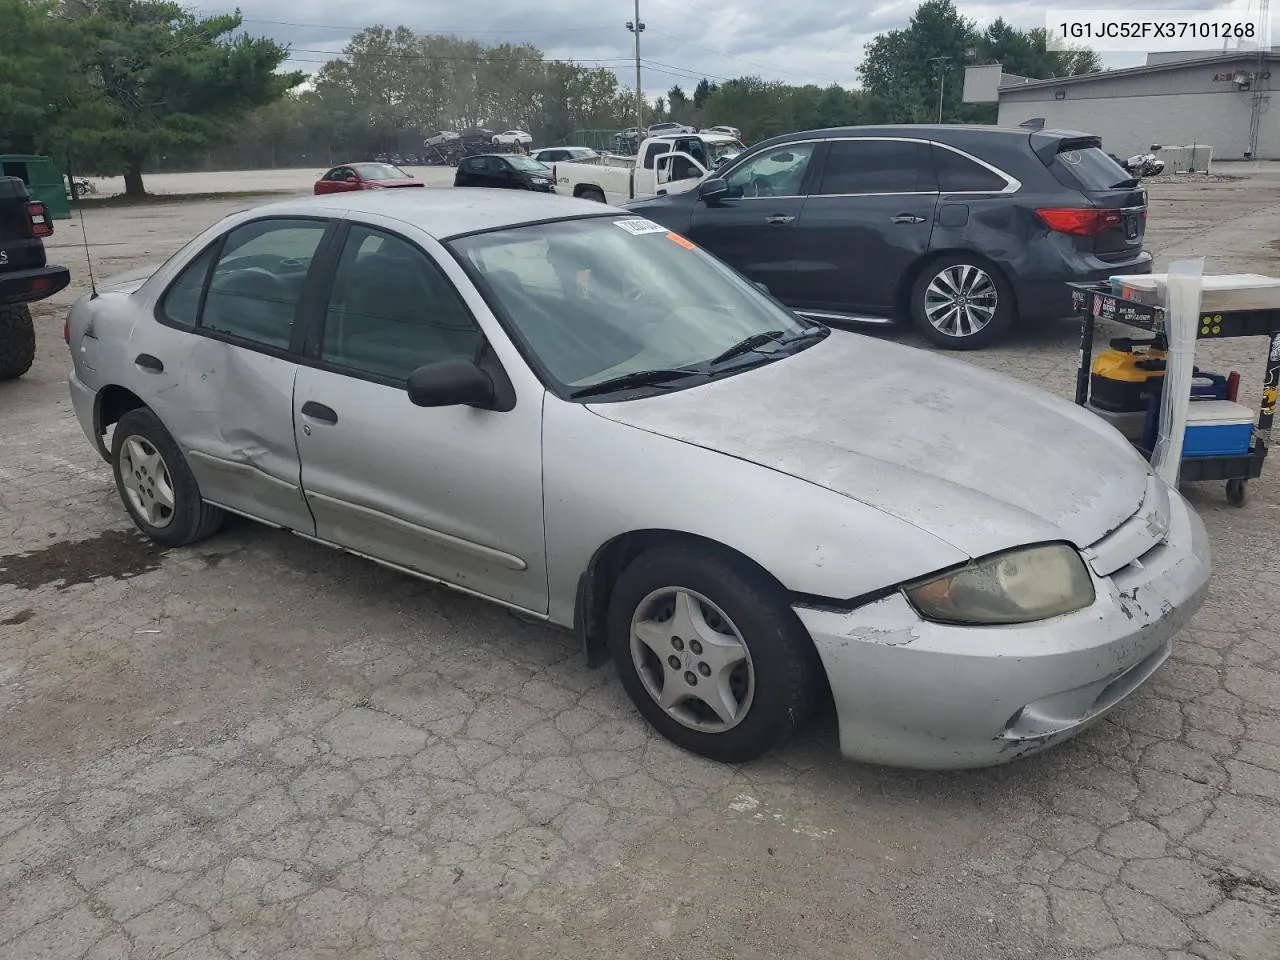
[765,214,796,224]
[891,215,927,224]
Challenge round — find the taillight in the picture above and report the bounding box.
[63,315,70,344]
[1035,207,1122,236]
[26,201,53,238]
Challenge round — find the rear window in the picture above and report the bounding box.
[1052,146,1133,190]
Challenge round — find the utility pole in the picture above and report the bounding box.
[626,1,645,134]
[928,56,952,123]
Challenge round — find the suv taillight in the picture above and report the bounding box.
[26,201,53,238]
[1035,207,1127,236]
[64,315,70,344]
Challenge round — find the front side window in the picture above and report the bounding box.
[816,140,925,195]
[450,216,821,396]
[322,226,480,382]
[723,143,817,198]
[200,219,328,350]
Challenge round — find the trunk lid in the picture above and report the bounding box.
[1034,132,1147,261]
[588,332,1151,558]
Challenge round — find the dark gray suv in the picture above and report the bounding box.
[625,125,1152,349]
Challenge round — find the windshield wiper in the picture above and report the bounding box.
[709,330,787,365]
[569,367,706,399]
[709,327,827,366]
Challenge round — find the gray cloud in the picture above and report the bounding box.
[207,0,1259,93]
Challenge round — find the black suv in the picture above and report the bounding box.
[454,154,556,192]
[0,176,71,380]
[626,125,1152,349]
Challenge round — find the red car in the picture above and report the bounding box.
[313,162,426,195]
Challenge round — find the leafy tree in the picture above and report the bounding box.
[0,0,102,158]
[692,78,718,108]
[65,0,300,195]
[667,84,689,119]
[859,0,1100,125]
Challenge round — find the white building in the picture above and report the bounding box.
[962,50,1279,160]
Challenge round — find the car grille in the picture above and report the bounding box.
[1082,474,1170,578]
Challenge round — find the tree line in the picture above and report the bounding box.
[0,0,1100,193]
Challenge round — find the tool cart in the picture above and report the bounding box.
[1069,281,1280,506]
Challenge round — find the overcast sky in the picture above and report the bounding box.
[200,0,1271,94]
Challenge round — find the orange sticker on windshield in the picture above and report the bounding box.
[666,232,695,250]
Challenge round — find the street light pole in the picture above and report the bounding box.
[626,1,645,134]
[928,56,952,123]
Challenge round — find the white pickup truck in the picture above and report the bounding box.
[551,132,745,205]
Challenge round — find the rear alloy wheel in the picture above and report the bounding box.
[111,408,225,546]
[0,304,36,381]
[911,255,1014,350]
[607,546,815,763]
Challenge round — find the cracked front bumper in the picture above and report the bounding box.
[795,487,1211,770]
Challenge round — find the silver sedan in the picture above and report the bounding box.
[66,190,1210,769]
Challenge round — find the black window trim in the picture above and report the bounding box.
[152,214,340,362]
[299,218,489,392]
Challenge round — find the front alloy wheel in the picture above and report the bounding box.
[630,587,755,732]
[607,545,816,763]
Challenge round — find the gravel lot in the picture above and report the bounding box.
[2,167,1279,960]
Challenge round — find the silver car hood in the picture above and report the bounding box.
[588,332,1150,557]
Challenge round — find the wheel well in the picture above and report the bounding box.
[573,184,605,200]
[92,385,146,461]
[575,529,816,665]
[895,249,1019,320]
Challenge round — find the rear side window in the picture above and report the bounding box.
[1053,146,1132,190]
[817,140,925,195]
[932,146,1009,192]
[159,245,216,330]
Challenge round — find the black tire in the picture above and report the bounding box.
[578,187,606,204]
[607,545,815,763]
[111,408,225,546]
[0,303,36,382]
[910,254,1015,350]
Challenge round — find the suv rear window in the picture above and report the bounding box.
[1053,146,1133,190]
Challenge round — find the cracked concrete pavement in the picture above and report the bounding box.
[1,167,1279,959]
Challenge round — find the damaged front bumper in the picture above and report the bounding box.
[795,486,1211,770]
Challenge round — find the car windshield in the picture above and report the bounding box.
[508,156,550,173]
[352,163,408,180]
[449,216,819,396]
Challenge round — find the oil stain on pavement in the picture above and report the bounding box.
[0,528,168,591]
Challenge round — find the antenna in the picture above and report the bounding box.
[66,153,98,300]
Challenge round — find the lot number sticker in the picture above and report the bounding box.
[613,218,668,236]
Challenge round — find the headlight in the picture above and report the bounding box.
[903,543,1095,625]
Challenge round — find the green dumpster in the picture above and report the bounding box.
[0,155,72,220]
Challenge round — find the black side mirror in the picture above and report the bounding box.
[407,359,495,409]
[699,177,729,203]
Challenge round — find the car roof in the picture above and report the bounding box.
[247,189,616,241]
[756,123,1091,148]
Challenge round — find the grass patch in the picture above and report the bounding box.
[74,188,299,207]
